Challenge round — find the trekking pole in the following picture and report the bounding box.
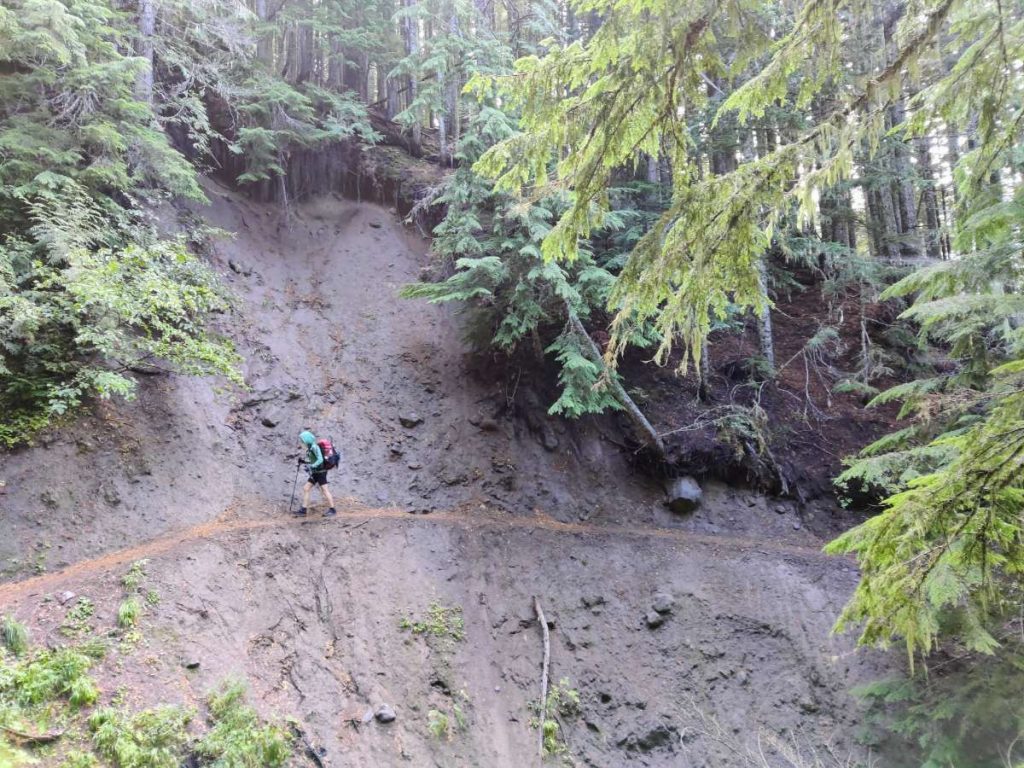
[288,462,301,513]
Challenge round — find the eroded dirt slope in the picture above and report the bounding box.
[0,182,887,766]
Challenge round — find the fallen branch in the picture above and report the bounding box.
[288,722,326,768]
[1,724,64,745]
[534,596,550,762]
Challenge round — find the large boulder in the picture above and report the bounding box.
[664,476,702,514]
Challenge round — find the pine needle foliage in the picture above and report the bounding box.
[401,98,629,417]
[472,0,1024,659]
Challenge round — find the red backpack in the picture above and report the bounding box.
[317,438,340,470]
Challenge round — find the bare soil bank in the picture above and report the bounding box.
[0,181,888,766]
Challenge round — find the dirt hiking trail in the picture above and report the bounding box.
[0,499,847,606]
[0,182,886,767]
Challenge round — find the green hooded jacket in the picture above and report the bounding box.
[300,430,324,471]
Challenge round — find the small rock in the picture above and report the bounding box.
[478,418,499,432]
[375,704,396,723]
[407,462,423,470]
[361,709,375,724]
[664,476,702,514]
[261,414,280,428]
[389,446,404,457]
[792,522,802,531]
[228,259,252,276]
[645,611,666,629]
[399,413,424,428]
[102,484,121,507]
[651,592,675,614]
[182,659,201,670]
[369,221,383,229]
[56,590,76,605]
[774,504,787,515]
[581,595,605,609]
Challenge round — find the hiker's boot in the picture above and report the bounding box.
[324,507,337,517]
[293,507,307,517]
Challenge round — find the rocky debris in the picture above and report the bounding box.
[56,590,76,605]
[619,722,678,753]
[664,476,702,514]
[369,221,383,229]
[228,258,253,276]
[361,709,375,725]
[261,413,280,428]
[375,704,397,723]
[645,610,666,629]
[240,387,281,408]
[651,592,675,614]
[539,424,559,452]
[581,594,606,609]
[399,413,424,428]
[102,484,121,507]
[182,658,201,670]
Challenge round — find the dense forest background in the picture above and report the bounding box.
[1,0,1023,762]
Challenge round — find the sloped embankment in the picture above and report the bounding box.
[0,181,887,766]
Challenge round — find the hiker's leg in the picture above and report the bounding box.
[302,481,313,509]
[320,483,335,508]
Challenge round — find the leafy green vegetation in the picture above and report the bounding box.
[399,602,465,642]
[1,617,29,658]
[116,599,141,630]
[194,680,291,767]
[531,678,580,760]
[0,626,289,767]
[856,643,1024,767]
[90,705,194,768]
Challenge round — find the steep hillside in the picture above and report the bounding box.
[0,182,888,766]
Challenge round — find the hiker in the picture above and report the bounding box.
[295,429,338,517]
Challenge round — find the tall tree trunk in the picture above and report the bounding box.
[882,5,920,258]
[436,66,448,166]
[402,0,421,156]
[916,137,942,259]
[756,257,776,370]
[135,0,156,102]
[254,0,273,65]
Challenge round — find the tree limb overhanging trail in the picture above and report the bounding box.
[0,501,850,606]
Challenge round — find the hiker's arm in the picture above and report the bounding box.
[308,444,324,471]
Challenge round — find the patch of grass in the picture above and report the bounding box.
[144,589,160,607]
[2,647,98,707]
[427,709,450,741]
[120,561,148,593]
[117,599,141,629]
[426,689,470,743]
[531,678,581,760]
[2,616,30,657]
[195,680,291,767]
[60,751,99,768]
[89,705,193,768]
[398,603,465,642]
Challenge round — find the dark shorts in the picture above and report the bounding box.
[308,470,329,486]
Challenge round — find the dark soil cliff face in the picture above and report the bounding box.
[0,181,888,766]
